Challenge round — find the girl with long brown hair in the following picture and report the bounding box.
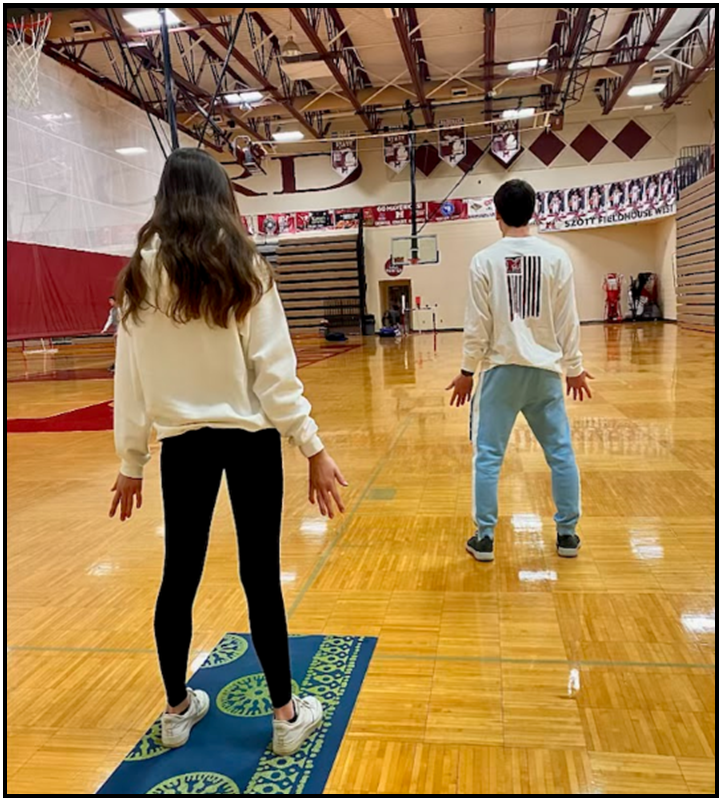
[109,148,347,756]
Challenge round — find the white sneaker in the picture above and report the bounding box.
[161,688,210,749]
[272,696,324,756]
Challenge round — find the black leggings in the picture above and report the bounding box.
[155,427,292,709]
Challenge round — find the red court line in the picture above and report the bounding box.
[7,368,114,384]
[7,402,113,433]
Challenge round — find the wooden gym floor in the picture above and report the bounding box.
[6,325,716,795]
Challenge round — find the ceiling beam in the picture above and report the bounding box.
[601,7,679,114]
[551,7,591,97]
[663,9,716,109]
[290,8,377,132]
[184,7,322,139]
[83,8,261,144]
[391,7,434,126]
[326,8,372,88]
[483,8,496,121]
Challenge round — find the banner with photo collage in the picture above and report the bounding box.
[535,170,677,233]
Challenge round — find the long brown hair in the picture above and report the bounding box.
[117,148,266,327]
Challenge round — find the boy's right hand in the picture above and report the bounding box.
[566,371,595,402]
[309,450,348,519]
[446,374,474,407]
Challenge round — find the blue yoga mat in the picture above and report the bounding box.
[98,634,376,795]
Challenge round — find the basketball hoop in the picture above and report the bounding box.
[6,13,52,109]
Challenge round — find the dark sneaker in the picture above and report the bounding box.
[466,535,495,563]
[557,534,582,558]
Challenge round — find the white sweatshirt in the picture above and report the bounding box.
[461,235,584,378]
[114,239,324,479]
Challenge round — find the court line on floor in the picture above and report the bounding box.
[374,653,717,671]
[287,415,414,619]
[6,644,715,672]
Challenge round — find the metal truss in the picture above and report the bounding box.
[557,7,610,111]
[185,8,325,139]
[594,7,678,114]
[290,8,379,132]
[390,7,434,126]
[483,7,496,121]
[662,7,716,109]
[80,9,260,155]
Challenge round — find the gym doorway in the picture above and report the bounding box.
[379,280,412,327]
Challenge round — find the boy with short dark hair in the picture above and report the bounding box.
[447,179,593,562]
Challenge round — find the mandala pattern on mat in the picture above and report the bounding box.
[125,721,170,763]
[245,636,364,795]
[200,634,249,669]
[147,773,240,795]
[217,675,301,718]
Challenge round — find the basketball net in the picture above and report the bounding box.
[6,14,52,109]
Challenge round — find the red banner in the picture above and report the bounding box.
[427,199,468,223]
[258,213,296,237]
[363,202,427,227]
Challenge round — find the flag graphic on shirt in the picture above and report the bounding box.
[506,256,542,321]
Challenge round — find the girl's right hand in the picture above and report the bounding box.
[309,450,348,519]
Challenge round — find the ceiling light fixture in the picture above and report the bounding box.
[508,58,549,73]
[272,128,305,143]
[628,83,666,97]
[115,146,148,156]
[282,34,302,59]
[502,107,536,120]
[225,91,265,107]
[123,10,181,30]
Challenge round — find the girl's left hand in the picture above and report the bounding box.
[110,474,144,521]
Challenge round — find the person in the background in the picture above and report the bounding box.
[446,179,593,563]
[101,296,120,372]
[109,148,348,757]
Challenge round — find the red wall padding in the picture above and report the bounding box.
[6,241,127,341]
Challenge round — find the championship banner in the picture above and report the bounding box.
[536,170,677,233]
[427,198,467,223]
[466,196,496,220]
[296,210,334,232]
[384,134,411,173]
[363,202,427,227]
[490,119,523,168]
[258,213,296,237]
[331,136,359,179]
[438,119,467,167]
[333,208,362,230]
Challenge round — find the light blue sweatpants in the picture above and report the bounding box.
[472,365,581,539]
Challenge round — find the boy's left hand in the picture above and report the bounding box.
[566,371,595,402]
[447,374,474,407]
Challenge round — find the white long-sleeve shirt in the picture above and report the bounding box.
[114,240,323,479]
[102,306,119,334]
[461,236,584,378]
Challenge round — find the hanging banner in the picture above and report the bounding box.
[331,136,359,179]
[490,119,523,168]
[363,202,427,227]
[251,169,676,237]
[384,134,411,173]
[536,170,677,233]
[438,118,467,167]
[295,210,334,232]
